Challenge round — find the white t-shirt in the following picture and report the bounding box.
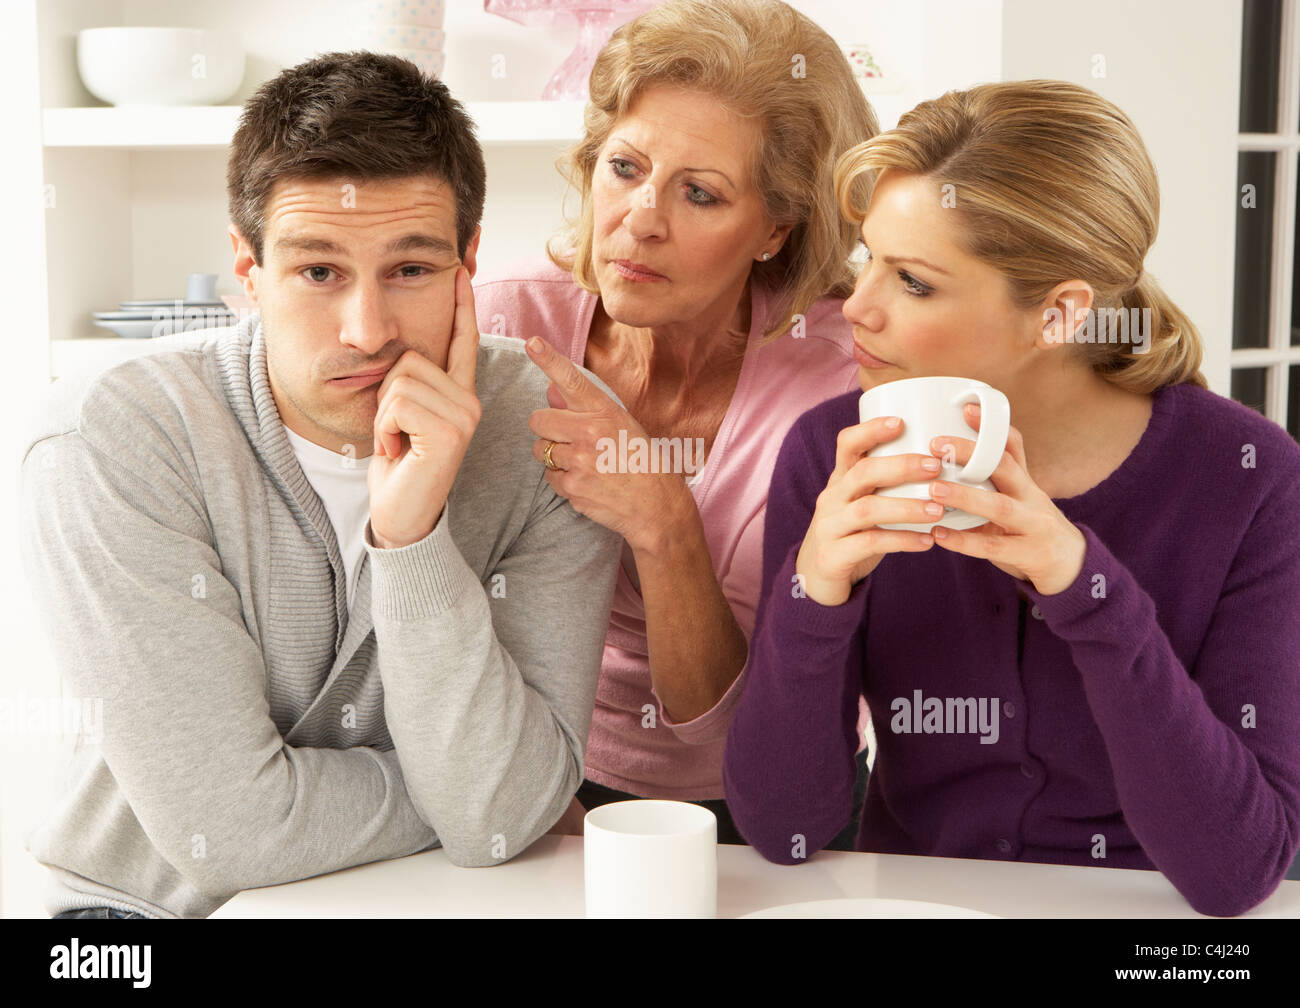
[283,425,372,612]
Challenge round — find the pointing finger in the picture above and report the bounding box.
[525,336,611,414]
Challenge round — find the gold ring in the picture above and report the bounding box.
[542,440,561,471]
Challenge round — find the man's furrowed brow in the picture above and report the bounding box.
[274,232,458,258]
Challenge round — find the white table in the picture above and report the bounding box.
[210,835,1300,918]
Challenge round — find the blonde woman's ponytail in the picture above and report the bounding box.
[1099,273,1207,393]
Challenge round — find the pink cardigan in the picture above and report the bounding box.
[473,257,860,798]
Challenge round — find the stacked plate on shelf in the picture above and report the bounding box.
[92,300,236,340]
[364,0,447,79]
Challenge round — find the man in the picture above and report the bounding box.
[19,52,620,918]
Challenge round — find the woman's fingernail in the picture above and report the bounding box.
[527,337,545,354]
[922,457,941,472]
[884,416,901,429]
[931,481,949,498]
[924,502,945,517]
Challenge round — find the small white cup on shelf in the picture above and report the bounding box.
[369,0,446,29]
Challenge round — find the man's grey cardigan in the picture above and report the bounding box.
[19,313,621,918]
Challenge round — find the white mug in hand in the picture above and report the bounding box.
[858,375,1011,532]
[584,800,717,918]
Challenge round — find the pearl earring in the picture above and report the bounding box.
[760,252,772,261]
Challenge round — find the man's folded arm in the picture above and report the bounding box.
[20,432,438,896]
[366,479,620,867]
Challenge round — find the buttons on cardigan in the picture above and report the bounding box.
[1030,605,1044,620]
[1002,700,1016,718]
[1020,762,1036,779]
[995,837,1012,854]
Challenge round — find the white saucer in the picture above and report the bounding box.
[740,898,999,918]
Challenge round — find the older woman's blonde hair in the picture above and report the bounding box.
[834,80,1206,394]
[549,0,879,340]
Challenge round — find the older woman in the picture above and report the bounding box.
[724,80,1300,915]
[472,0,878,842]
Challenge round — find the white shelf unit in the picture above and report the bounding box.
[40,99,584,378]
[32,0,592,381]
[43,101,586,149]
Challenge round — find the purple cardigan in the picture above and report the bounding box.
[722,380,1300,917]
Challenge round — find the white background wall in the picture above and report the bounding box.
[1002,0,1241,392]
[0,0,1244,917]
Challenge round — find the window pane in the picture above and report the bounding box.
[1232,367,1268,416]
[1234,151,1275,349]
[1290,366,1300,441]
[1240,0,1282,132]
[1293,152,1300,345]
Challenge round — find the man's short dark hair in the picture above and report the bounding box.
[226,50,487,265]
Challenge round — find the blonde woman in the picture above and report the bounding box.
[725,80,1300,916]
[473,0,878,841]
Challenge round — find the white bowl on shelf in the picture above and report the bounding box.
[77,27,245,106]
[92,306,235,339]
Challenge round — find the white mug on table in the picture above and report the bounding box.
[583,800,717,918]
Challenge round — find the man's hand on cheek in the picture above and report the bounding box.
[367,266,481,549]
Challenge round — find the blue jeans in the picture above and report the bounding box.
[53,907,146,919]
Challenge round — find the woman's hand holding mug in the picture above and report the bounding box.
[928,403,1087,597]
[795,416,940,607]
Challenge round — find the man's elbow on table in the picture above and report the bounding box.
[427,780,581,868]
[435,817,555,868]
[152,826,279,897]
